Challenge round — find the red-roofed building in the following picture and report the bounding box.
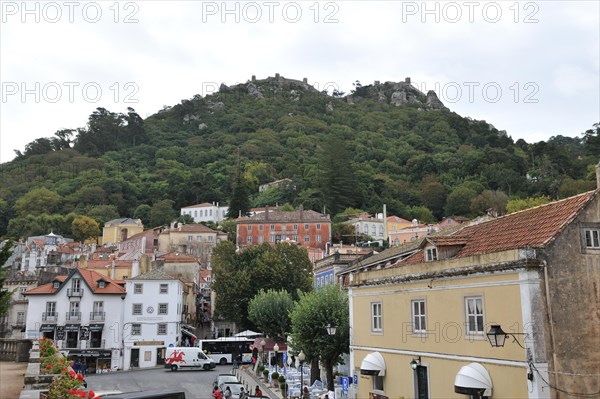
[158,223,227,267]
[24,268,127,373]
[342,182,600,399]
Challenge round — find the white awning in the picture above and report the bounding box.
[454,363,492,396]
[360,352,385,376]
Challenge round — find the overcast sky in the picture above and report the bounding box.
[1,0,599,163]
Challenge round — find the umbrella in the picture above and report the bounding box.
[235,330,261,337]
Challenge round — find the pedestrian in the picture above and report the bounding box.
[81,362,87,376]
[255,386,262,396]
[73,360,79,374]
[213,386,223,399]
[224,386,232,399]
[239,387,247,399]
[302,387,310,399]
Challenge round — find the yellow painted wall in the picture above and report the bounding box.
[101,222,143,245]
[352,268,530,398]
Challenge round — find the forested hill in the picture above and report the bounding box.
[0,74,598,240]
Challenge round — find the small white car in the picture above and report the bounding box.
[164,347,216,371]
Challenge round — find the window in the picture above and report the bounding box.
[465,297,484,334]
[247,225,252,231]
[293,224,298,230]
[93,301,104,315]
[373,375,384,391]
[157,323,167,335]
[316,223,321,230]
[270,224,275,231]
[371,225,376,235]
[363,225,368,234]
[281,224,286,231]
[209,209,213,216]
[258,236,264,244]
[371,302,382,332]
[131,324,141,335]
[196,236,202,241]
[159,303,168,315]
[259,225,264,231]
[412,299,426,333]
[53,281,60,289]
[270,235,276,243]
[585,229,600,248]
[134,283,143,294]
[304,224,309,230]
[426,248,437,261]
[46,302,56,315]
[17,312,25,325]
[293,235,298,241]
[316,235,321,242]
[160,284,168,294]
[208,236,213,242]
[98,281,106,288]
[71,279,81,291]
[247,236,253,243]
[379,225,383,236]
[304,235,310,242]
[133,304,142,315]
[18,287,27,299]
[187,235,193,242]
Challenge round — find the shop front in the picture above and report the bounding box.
[67,349,113,374]
[39,324,56,339]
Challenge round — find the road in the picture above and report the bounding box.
[85,364,238,399]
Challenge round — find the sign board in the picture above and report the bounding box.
[353,374,358,385]
[341,377,349,392]
[134,341,164,346]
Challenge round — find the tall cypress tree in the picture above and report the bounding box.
[227,148,251,219]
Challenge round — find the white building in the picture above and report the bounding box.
[23,232,73,271]
[24,268,126,373]
[123,268,184,370]
[180,202,228,223]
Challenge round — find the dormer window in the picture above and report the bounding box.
[53,281,60,289]
[98,281,107,289]
[426,247,438,262]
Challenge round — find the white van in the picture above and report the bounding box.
[164,347,216,371]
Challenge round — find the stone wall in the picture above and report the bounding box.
[0,338,32,362]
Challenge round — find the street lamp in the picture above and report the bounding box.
[298,350,306,397]
[273,343,279,374]
[326,323,336,335]
[486,324,526,349]
[260,339,266,365]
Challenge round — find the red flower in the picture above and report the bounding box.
[46,364,52,369]
[79,392,86,398]
[68,389,75,394]
[76,373,84,381]
[88,390,96,398]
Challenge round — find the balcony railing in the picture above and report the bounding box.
[42,312,58,322]
[67,289,84,298]
[89,312,105,322]
[66,312,81,321]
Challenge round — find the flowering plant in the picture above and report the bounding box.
[38,339,101,399]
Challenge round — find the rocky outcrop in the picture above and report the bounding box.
[426,90,447,110]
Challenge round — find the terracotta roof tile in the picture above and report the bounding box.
[181,202,215,209]
[158,252,198,263]
[238,209,330,223]
[24,270,125,295]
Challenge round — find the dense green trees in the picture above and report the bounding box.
[0,241,14,316]
[248,289,294,341]
[71,216,100,242]
[211,241,313,329]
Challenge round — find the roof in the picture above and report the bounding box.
[165,224,218,234]
[24,269,125,295]
[158,252,198,263]
[387,216,411,223]
[181,202,226,209]
[128,268,180,281]
[398,191,596,265]
[123,229,160,241]
[105,218,141,226]
[86,260,133,269]
[238,209,330,223]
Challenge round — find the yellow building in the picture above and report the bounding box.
[342,187,600,399]
[101,218,144,246]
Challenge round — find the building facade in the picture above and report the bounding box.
[158,224,227,267]
[123,269,184,370]
[342,187,600,399]
[180,202,229,223]
[236,206,331,254]
[24,268,126,373]
[102,218,144,247]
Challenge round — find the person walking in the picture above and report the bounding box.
[224,386,232,399]
[255,386,263,396]
[302,387,310,399]
[213,386,223,399]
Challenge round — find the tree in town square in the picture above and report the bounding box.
[211,241,313,328]
[248,289,294,342]
[289,285,349,391]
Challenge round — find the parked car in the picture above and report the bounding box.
[213,373,239,389]
[221,382,245,399]
[164,347,216,371]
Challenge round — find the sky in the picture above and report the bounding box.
[1,0,599,163]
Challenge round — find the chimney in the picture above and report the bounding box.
[265,206,269,221]
[383,204,388,245]
[131,257,140,278]
[299,204,304,220]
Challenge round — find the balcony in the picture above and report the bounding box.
[66,312,81,321]
[42,312,58,322]
[89,312,105,322]
[67,289,84,298]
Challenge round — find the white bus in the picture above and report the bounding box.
[199,337,255,365]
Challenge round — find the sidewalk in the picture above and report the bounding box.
[0,361,27,399]
[234,365,284,399]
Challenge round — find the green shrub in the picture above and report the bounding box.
[271,371,279,380]
[278,375,286,383]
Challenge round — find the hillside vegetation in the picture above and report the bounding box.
[1,75,598,240]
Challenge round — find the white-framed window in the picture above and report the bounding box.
[208,236,213,242]
[133,303,142,315]
[316,223,321,230]
[584,229,600,248]
[187,235,193,242]
[160,284,168,294]
[131,324,141,335]
[373,375,384,391]
[247,225,252,231]
[18,287,27,299]
[258,236,264,244]
[371,302,382,333]
[363,225,368,234]
[293,235,298,241]
[304,235,310,242]
[426,247,437,261]
[316,235,321,242]
[196,236,202,241]
[259,225,264,231]
[157,323,167,335]
[134,283,143,294]
[270,235,276,243]
[304,224,309,230]
[17,311,25,325]
[412,299,426,333]
[270,224,275,231]
[247,237,252,243]
[46,302,56,315]
[465,296,484,334]
[159,303,168,315]
[53,281,60,289]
